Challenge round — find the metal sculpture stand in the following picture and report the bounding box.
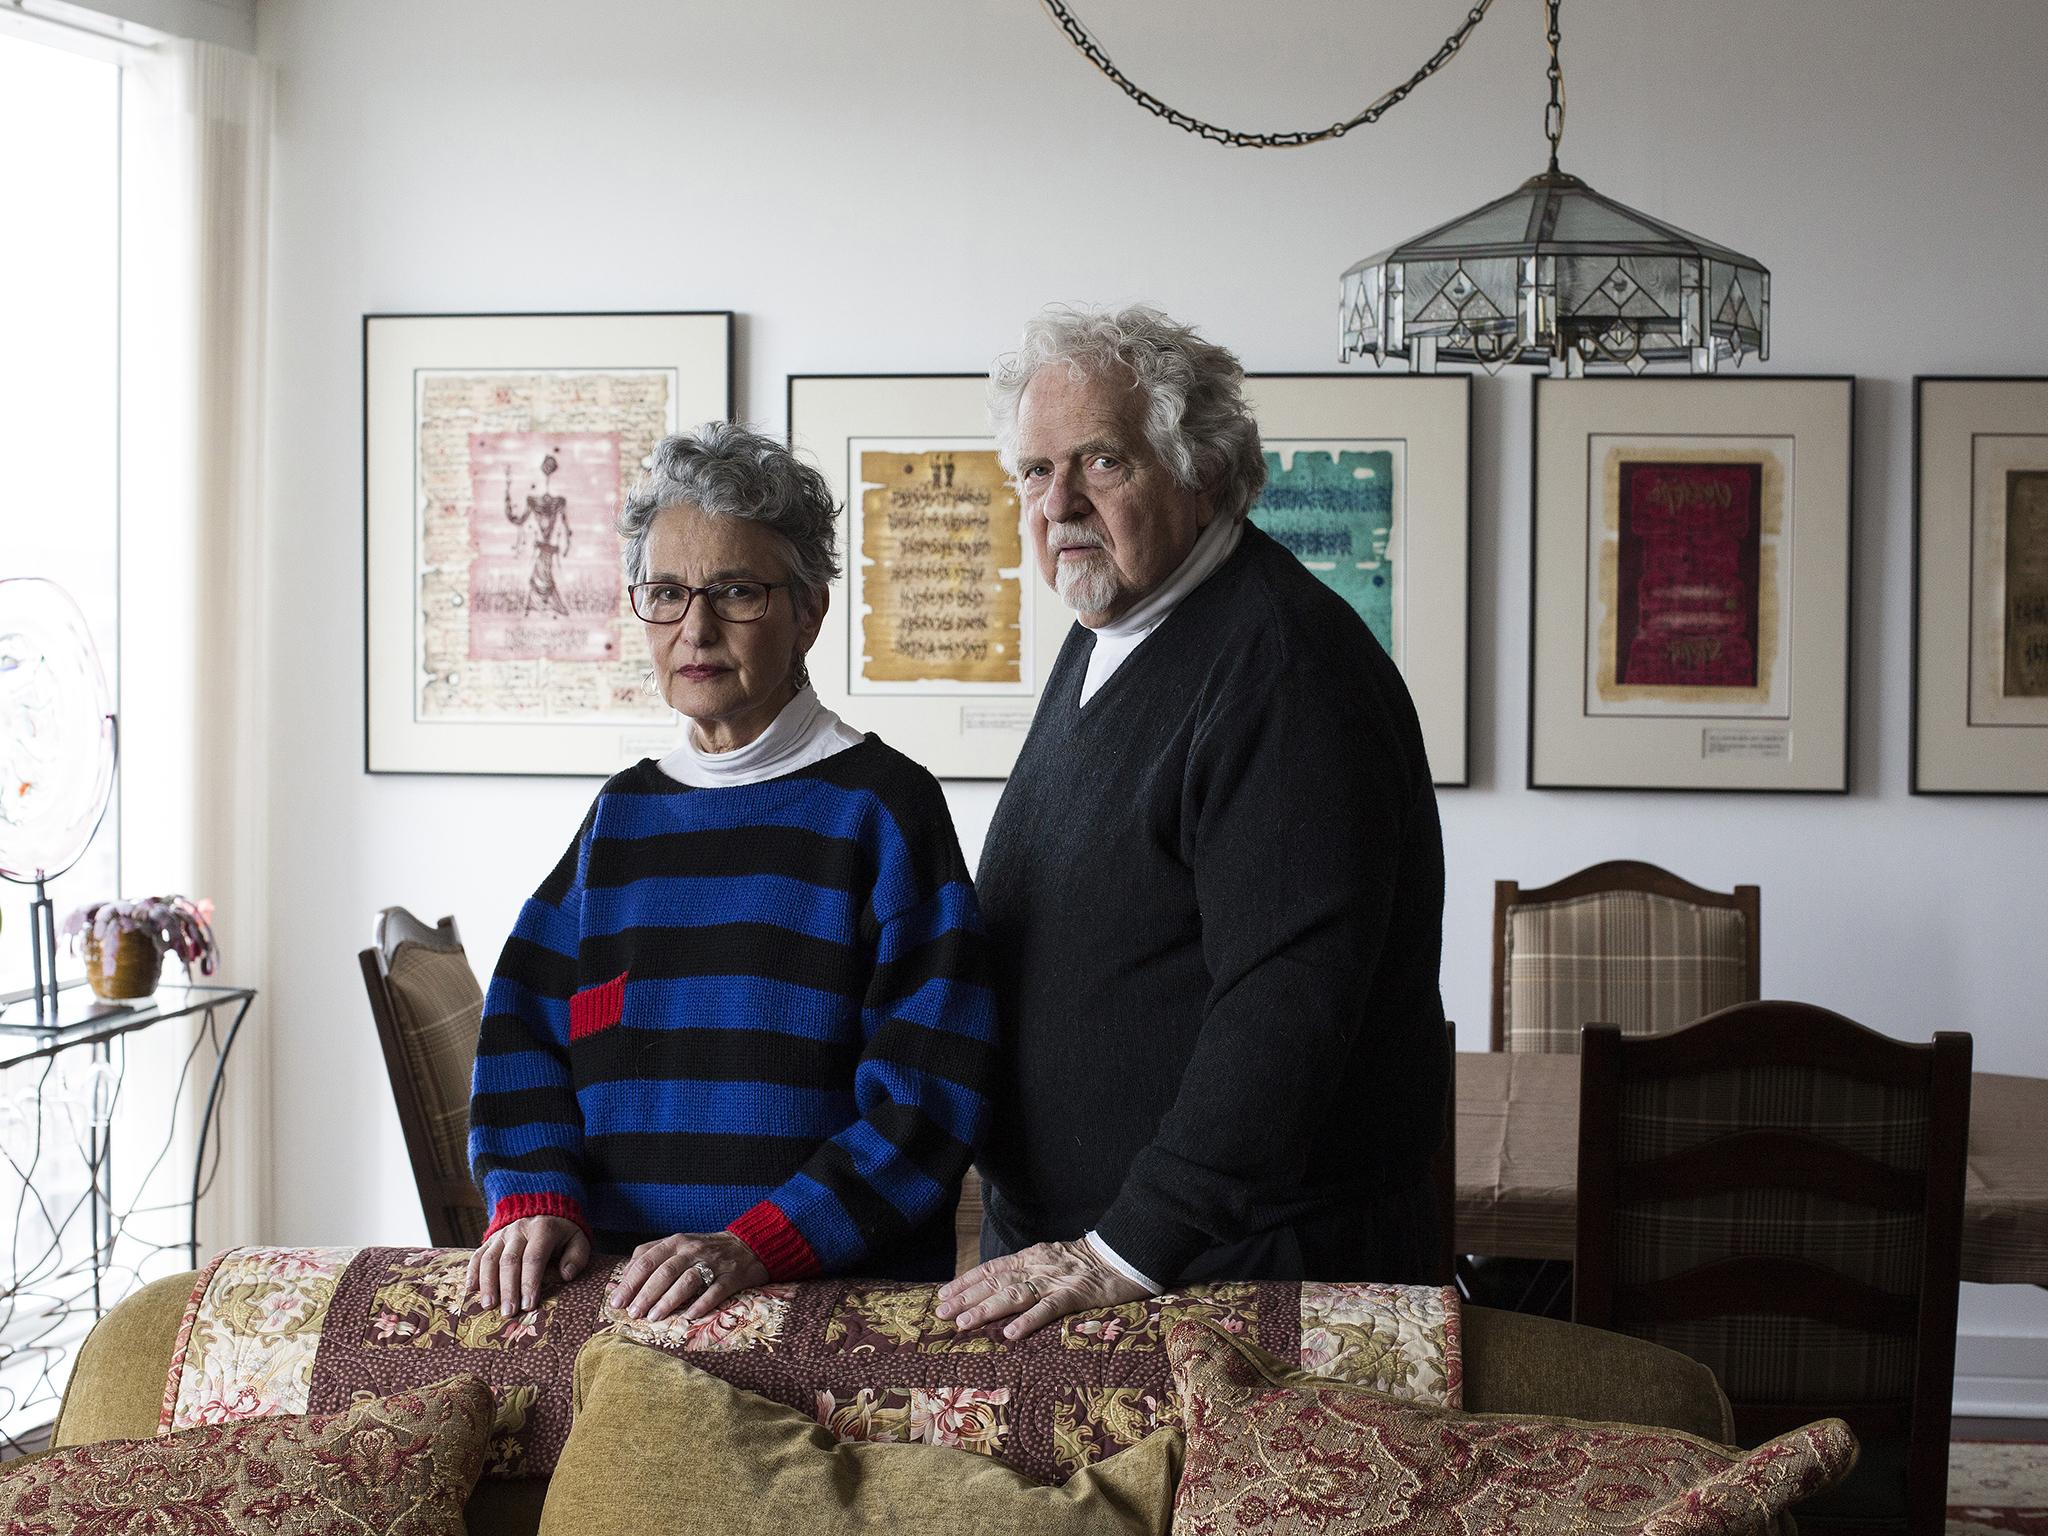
[23,873,60,1025]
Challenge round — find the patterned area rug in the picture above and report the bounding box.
[1951,1440,2048,1534]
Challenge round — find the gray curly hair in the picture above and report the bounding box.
[618,422,841,612]
[988,304,1267,522]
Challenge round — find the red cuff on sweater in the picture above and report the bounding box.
[727,1201,822,1281]
[482,1191,593,1245]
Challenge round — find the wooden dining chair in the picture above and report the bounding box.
[1574,1002,1971,1536]
[359,907,488,1248]
[1492,860,1760,1053]
[1474,863,1759,1317]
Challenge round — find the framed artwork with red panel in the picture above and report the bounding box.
[1529,375,1854,791]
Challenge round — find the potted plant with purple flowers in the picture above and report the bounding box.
[60,896,219,1001]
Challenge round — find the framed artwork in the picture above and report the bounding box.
[1528,375,1854,792]
[1913,376,2048,794]
[1242,373,1471,786]
[787,372,1472,783]
[787,374,1049,780]
[364,311,732,775]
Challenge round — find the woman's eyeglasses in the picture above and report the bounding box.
[628,580,792,624]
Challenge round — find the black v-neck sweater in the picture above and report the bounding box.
[975,524,1449,1285]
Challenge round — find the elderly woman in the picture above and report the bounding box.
[463,422,995,1324]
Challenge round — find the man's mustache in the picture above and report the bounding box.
[1043,525,1105,551]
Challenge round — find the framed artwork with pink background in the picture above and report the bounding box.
[364,311,731,775]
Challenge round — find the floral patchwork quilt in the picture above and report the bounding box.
[160,1246,1460,1486]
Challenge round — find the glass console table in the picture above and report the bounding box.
[0,979,255,1451]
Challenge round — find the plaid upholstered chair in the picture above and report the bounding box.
[358,908,488,1247]
[1574,1003,1971,1536]
[1491,860,1760,1053]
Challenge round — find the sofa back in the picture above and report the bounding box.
[56,1270,1733,1536]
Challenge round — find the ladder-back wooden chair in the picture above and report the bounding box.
[1575,1003,1971,1536]
[359,907,488,1247]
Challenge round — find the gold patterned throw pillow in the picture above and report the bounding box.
[0,1374,494,1535]
[1166,1321,1858,1535]
[539,1331,1182,1536]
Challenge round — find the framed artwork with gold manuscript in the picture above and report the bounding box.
[787,374,1048,780]
[1914,376,2048,794]
[364,311,732,775]
[788,372,1472,782]
[1529,375,1854,792]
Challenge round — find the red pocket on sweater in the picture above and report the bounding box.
[568,972,627,1041]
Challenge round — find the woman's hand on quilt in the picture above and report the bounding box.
[606,1231,770,1324]
[936,1237,1150,1341]
[463,1215,592,1317]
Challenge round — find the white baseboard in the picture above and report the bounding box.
[1954,1331,2048,1420]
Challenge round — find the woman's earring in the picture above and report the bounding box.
[642,668,660,697]
[792,657,811,692]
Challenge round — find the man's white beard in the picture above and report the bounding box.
[1054,552,1122,620]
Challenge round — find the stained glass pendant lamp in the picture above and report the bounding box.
[1339,0,1769,375]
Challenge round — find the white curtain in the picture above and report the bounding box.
[118,37,274,1256]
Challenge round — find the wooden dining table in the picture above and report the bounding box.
[1456,1050,2048,1286]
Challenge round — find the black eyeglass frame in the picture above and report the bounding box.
[627,579,796,625]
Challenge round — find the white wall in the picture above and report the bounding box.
[256,0,2048,1405]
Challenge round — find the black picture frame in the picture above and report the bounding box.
[1527,373,1856,794]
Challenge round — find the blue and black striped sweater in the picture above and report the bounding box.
[468,737,997,1280]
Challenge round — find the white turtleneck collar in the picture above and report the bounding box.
[1078,512,1245,707]
[656,683,866,788]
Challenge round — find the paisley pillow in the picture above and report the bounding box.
[0,1374,494,1535]
[1166,1320,1857,1535]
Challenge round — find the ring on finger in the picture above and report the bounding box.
[691,1261,716,1289]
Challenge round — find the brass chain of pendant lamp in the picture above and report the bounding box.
[1039,0,1770,375]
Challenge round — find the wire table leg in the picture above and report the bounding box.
[99,1041,113,1313]
[87,1059,103,1321]
[0,983,257,1447]
[188,997,252,1269]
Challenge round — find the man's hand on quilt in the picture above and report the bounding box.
[606,1231,771,1324]
[936,1237,1150,1341]
[463,1215,592,1318]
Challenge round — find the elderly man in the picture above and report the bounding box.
[937,304,1449,1341]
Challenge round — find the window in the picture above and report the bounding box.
[0,27,123,1448]
[0,31,121,1002]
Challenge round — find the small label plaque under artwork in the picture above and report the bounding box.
[961,704,1034,736]
[1701,725,1792,761]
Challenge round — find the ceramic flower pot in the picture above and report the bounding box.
[84,930,164,1000]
